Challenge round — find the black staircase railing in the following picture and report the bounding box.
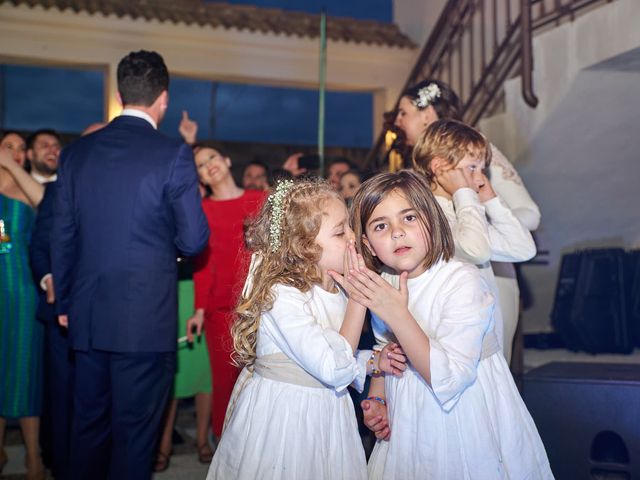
[367,0,616,168]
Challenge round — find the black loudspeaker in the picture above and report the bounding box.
[551,252,584,351]
[523,362,640,480]
[625,250,640,346]
[551,249,634,353]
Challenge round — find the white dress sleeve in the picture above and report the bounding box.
[488,144,541,231]
[483,196,537,262]
[428,267,494,412]
[449,188,536,264]
[261,285,364,392]
[449,188,492,265]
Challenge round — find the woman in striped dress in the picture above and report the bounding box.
[0,142,45,479]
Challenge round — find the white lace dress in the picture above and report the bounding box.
[489,143,542,361]
[207,283,369,480]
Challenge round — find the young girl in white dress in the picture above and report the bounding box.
[343,170,552,479]
[206,179,405,480]
[411,118,536,357]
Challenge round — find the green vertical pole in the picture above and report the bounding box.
[318,10,327,177]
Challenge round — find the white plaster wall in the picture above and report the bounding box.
[393,0,448,47]
[479,0,640,333]
[481,0,640,162]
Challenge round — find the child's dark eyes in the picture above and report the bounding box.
[335,231,345,237]
[373,223,387,232]
[405,214,417,222]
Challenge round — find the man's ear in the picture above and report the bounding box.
[362,235,376,257]
[159,90,169,110]
[115,91,123,107]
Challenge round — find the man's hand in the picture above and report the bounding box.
[58,315,68,328]
[282,153,306,177]
[45,276,55,304]
[179,111,198,145]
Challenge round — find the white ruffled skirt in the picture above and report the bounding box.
[207,372,367,480]
[368,353,554,479]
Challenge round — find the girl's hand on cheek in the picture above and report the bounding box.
[328,241,366,303]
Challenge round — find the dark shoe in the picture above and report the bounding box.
[153,450,171,473]
[197,443,213,464]
[25,455,45,480]
[0,449,7,474]
[171,428,184,445]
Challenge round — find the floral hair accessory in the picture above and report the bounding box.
[413,83,441,109]
[268,179,295,252]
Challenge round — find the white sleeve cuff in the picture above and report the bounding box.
[352,349,372,393]
[320,328,361,392]
[40,273,52,291]
[452,188,482,208]
[482,196,508,216]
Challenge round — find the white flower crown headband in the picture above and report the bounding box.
[268,179,295,252]
[412,83,441,109]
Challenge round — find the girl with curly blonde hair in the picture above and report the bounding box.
[207,179,405,480]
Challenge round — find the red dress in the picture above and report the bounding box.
[193,189,267,437]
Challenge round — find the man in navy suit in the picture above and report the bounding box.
[30,181,74,480]
[52,50,209,480]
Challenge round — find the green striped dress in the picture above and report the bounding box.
[0,194,43,418]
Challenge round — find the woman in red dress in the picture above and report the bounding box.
[187,146,267,439]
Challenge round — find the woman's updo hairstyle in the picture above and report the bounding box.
[402,79,462,121]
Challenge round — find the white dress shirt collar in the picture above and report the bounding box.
[120,108,158,130]
[31,172,57,184]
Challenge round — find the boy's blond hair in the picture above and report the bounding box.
[412,119,492,187]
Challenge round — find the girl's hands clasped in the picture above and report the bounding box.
[330,241,408,375]
[361,398,391,441]
[339,242,410,325]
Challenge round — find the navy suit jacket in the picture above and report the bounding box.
[30,181,58,324]
[52,115,209,353]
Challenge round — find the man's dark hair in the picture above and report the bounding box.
[117,50,169,107]
[327,157,356,170]
[26,129,61,150]
[243,159,269,174]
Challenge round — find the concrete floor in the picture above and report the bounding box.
[1,403,210,479]
[3,347,638,479]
